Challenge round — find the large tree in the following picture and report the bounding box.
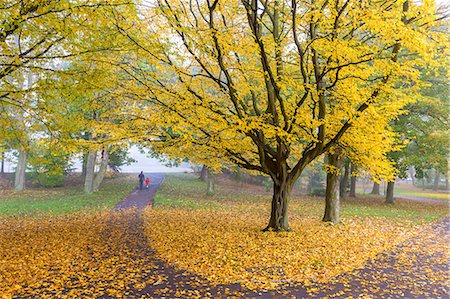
[107,0,445,231]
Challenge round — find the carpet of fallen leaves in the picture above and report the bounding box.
[0,210,163,298]
[304,217,450,298]
[143,205,422,291]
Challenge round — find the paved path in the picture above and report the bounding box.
[114,173,165,210]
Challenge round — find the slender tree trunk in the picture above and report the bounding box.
[371,182,380,195]
[14,149,27,191]
[385,181,395,204]
[81,152,88,177]
[199,164,208,181]
[433,170,440,191]
[339,159,350,198]
[1,151,4,175]
[206,168,215,196]
[349,163,357,197]
[409,168,415,185]
[323,153,341,224]
[84,150,96,193]
[264,162,291,232]
[446,177,449,191]
[93,148,109,192]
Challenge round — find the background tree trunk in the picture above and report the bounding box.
[433,170,440,191]
[206,167,215,196]
[1,150,4,175]
[84,150,96,193]
[371,182,380,195]
[14,149,27,191]
[323,153,341,224]
[339,159,350,198]
[409,168,415,185]
[93,148,109,192]
[199,164,208,181]
[385,181,395,204]
[349,163,357,197]
[81,152,88,177]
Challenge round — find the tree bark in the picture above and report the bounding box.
[409,168,415,185]
[14,149,27,191]
[264,162,291,232]
[371,182,380,195]
[199,164,208,181]
[81,152,88,177]
[385,181,395,204]
[206,168,215,196]
[433,170,440,191]
[93,148,109,192]
[349,163,357,197]
[323,153,341,224]
[84,150,96,193]
[1,149,4,174]
[339,159,349,198]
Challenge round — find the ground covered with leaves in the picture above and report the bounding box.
[0,173,448,298]
[0,210,150,298]
[144,174,449,291]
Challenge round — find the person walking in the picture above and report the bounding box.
[145,177,150,189]
[138,171,145,190]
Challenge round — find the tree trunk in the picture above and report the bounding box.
[199,164,208,181]
[93,148,109,192]
[385,181,395,204]
[81,152,88,177]
[433,170,440,191]
[339,159,350,198]
[446,177,449,191]
[409,168,415,185]
[14,149,27,191]
[264,163,291,232]
[1,149,4,174]
[206,168,215,196]
[349,163,357,197]
[323,153,341,224]
[84,150,96,193]
[371,182,380,195]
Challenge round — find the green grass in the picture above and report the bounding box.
[154,173,268,209]
[393,189,449,200]
[357,182,450,201]
[156,173,449,224]
[0,175,136,216]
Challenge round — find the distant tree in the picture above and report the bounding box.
[108,147,137,173]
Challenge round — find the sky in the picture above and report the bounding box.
[1,146,193,174]
[117,146,193,173]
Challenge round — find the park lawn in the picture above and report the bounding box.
[145,173,449,291]
[394,189,449,200]
[357,181,450,201]
[154,173,447,223]
[0,174,136,215]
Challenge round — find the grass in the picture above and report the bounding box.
[393,189,449,200]
[0,174,136,216]
[357,181,450,201]
[155,173,448,224]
